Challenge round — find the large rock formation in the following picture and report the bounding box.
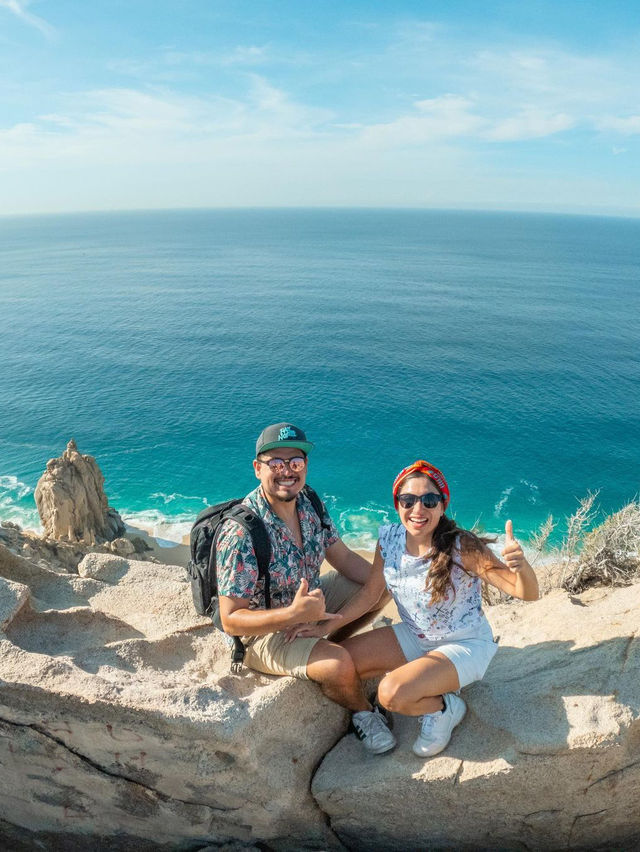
[1,533,639,850]
[313,585,640,850]
[34,440,126,545]
[0,544,345,850]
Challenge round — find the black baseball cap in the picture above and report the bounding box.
[255,422,314,457]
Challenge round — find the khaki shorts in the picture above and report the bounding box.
[242,570,360,679]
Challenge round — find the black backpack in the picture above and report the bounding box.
[187,485,330,672]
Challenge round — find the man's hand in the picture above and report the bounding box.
[501,520,526,573]
[289,578,332,621]
[286,578,343,639]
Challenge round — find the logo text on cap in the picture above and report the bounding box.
[278,426,297,440]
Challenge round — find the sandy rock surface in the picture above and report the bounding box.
[3,523,640,851]
[0,543,346,850]
[34,439,126,544]
[313,585,640,851]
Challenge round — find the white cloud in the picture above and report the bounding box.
[108,45,270,82]
[357,96,575,147]
[1,20,640,214]
[360,95,485,147]
[222,45,269,66]
[598,115,640,135]
[0,80,336,174]
[0,0,54,38]
[486,110,575,142]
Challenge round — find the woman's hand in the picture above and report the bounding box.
[283,617,343,643]
[501,520,527,572]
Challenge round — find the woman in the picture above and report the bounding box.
[342,459,539,758]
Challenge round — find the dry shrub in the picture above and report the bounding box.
[559,491,599,588]
[528,514,561,596]
[562,500,640,592]
[475,496,640,604]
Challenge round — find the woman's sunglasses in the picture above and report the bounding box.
[397,493,444,509]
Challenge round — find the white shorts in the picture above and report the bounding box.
[392,621,498,689]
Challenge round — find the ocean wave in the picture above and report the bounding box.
[149,492,209,507]
[0,475,41,531]
[0,438,55,451]
[493,487,513,516]
[337,505,393,551]
[99,442,175,459]
[0,475,34,499]
[493,480,541,517]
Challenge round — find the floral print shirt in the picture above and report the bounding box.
[379,523,489,641]
[216,486,340,609]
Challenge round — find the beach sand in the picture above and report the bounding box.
[125,524,192,567]
[126,523,376,572]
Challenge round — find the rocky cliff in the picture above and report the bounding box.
[1,532,639,850]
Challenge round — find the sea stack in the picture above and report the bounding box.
[34,439,125,545]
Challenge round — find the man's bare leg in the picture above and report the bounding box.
[305,639,370,711]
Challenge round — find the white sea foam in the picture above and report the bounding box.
[493,486,513,517]
[123,512,192,546]
[337,505,393,551]
[521,480,540,504]
[150,492,209,507]
[0,475,33,500]
[494,480,541,516]
[0,476,41,531]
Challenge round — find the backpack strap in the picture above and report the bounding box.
[213,503,273,674]
[302,484,331,531]
[211,492,327,673]
[220,503,272,607]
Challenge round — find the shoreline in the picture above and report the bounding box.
[2,515,556,570]
[124,522,377,570]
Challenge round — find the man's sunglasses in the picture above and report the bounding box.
[257,456,306,474]
[397,493,444,510]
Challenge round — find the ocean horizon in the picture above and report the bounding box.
[1,208,638,551]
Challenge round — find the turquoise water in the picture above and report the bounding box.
[1,209,638,549]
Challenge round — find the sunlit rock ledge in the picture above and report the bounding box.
[1,531,639,851]
[0,543,345,851]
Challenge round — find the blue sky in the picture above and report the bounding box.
[1,0,639,215]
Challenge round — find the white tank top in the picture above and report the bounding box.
[379,523,489,641]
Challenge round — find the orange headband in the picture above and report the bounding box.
[392,460,450,510]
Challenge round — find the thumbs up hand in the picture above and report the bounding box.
[291,578,341,623]
[501,520,526,573]
[286,578,343,642]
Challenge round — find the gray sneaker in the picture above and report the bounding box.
[351,707,397,755]
[412,692,466,758]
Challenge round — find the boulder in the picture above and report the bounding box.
[0,543,346,850]
[108,536,136,557]
[312,585,640,851]
[77,552,130,582]
[0,577,30,631]
[34,440,126,545]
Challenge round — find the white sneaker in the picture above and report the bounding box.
[412,692,466,758]
[351,707,397,755]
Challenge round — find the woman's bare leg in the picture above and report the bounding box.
[377,652,460,716]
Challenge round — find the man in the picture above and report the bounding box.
[216,422,396,754]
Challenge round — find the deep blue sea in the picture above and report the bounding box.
[1,209,638,550]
